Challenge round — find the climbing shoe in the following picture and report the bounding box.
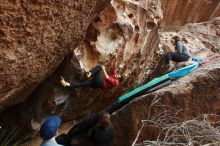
[167,63,175,72]
[86,71,92,79]
[60,78,70,87]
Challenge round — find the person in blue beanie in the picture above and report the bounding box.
[40,116,63,146]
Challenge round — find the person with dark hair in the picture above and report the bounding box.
[90,112,115,146]
[181,37,188,44]
[40,116,63,146]
[164,36,191,71]
[60,57,124,90]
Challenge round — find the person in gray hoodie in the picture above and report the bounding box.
[164,36,190,71]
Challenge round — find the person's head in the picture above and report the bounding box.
[40,115,61,140]
[171,36,181,46]
[181,37,188,44]
[98,112,112,128]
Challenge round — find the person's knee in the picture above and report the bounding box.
[97,64,102,67]
[93,65,103,72]
[166,52,172,56]
[163,53,169,58]
[164,53,171,59]
[96,65,103,69]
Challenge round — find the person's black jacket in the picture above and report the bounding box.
[91,125,115,146]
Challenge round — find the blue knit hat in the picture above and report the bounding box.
[40,115,61,140]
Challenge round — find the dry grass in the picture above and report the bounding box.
[132,94,220,146]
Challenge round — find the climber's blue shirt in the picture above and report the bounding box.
[40,138,63,146]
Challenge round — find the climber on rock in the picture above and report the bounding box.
[164,36,191,71]
[40,115,64,146]
[60,56,124,89]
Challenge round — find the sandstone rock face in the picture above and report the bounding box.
[112,57,220,146]
[0,0,110,111]
[161,0,220,30]
[0,0,220,145]
[0,0,164,139]
[182,17,220,53]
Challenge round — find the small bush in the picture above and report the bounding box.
[132,94,220,146]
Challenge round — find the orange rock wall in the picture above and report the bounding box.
[0,0,220,145]
[161,0,220,30]
[0,0,110,110]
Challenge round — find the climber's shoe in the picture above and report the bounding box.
[86,71,92,79]
[60,78,70,87]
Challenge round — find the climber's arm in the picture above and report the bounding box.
[101,65,109,79]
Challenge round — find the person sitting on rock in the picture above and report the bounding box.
[40,115,63,146]
[164,36,191,71]
[90,112,115,146]
[60,57,124,89]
